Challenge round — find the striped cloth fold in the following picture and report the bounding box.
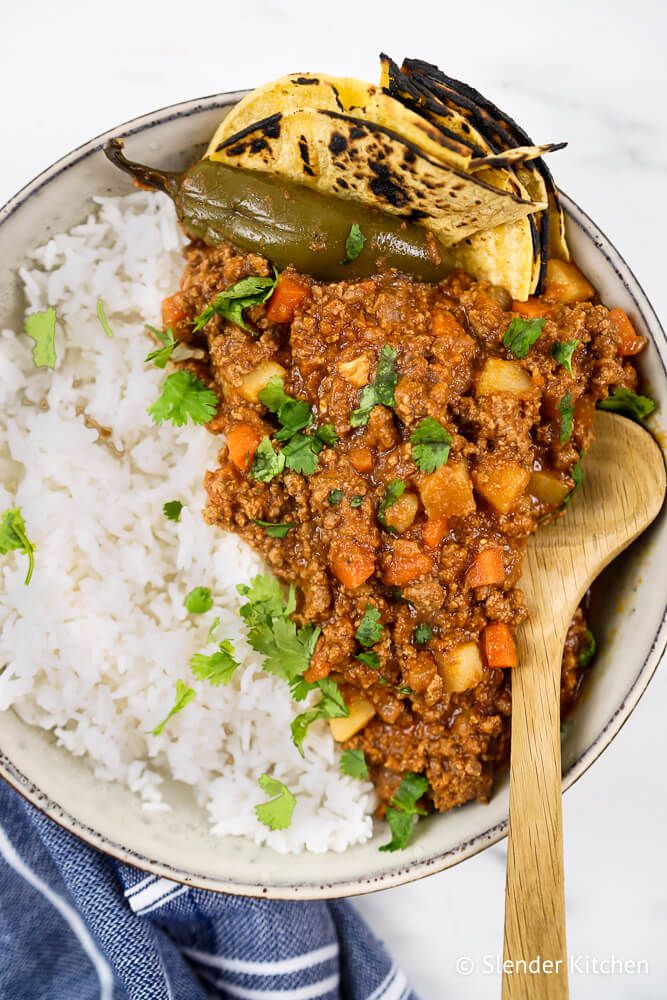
[0,781,418,1000]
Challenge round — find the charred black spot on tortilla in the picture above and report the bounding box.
[250,138,268,154]
[329,132,347,154]
[408,209,428,221]
[335,178,349,190]
[350,126,366,140]
[225,143,247,157]
[403,149,416,165]
[298,136,315,176]
[218,112,282,151]
[293,76,319,85]
[368,161,408,207]
[330,84,345,112]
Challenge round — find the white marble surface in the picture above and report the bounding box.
[3,1,667,996]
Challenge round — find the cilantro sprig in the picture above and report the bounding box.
[355,605,384,647]
[350,345,398,427]
[193,272,278,334]
[250,438,286,482]
[24,307,57,369]
[237,575,320,683]
[254,376,338,478]
[503,317,545,359]
[290,676,348,755]
[563,454,584,507]
[551,339,579,376]
[255,774,296,830]
[150,680,196,736]
[0,508,35,585]
[410,418,452,473]
[148,371,218,427]
[145,326,177,369]
[558,392,575,444]
[191,639,240,686]
[380,772,430,852]
[340,748,369,779]
[378,479,406,533]
[597,387,656,423]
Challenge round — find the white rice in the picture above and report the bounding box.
[0,191,374,853]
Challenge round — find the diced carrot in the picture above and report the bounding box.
[265,274,310,324]
[303,659,331,684]
[383,540,433,586]
[483,623,518,669]
[161,291,188,329]
[330,543,375,589]
[422,516,449,549]
[432,309,465,338]
[511,297,545,318]
[610,308,645,356]
[465,548,505,589]
[348,446,374,473]
[226,423,264,472]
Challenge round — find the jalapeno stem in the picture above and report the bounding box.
[104,139,180,198]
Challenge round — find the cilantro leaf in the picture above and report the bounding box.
[350,495,364,508]
[340,748,369,779]
[250,617,320,682]
[24,307,57,369]
[350,345,398,427]
[396,684,414,695]
[255,773,296,830]
[342,223,366,263]
[355,605,384,647]
[96,299,114,338]
[410,418,452,473]
[145,326,176,368]
[316,424,339,447]
[0,508,35,585]
[551,339,578,376]
[191,639,240,686]
[148,370,217,427]
[281,432,324,475]
[413,623,433,646]
[355,650,381,669]
[258,375,291,412]
[193,272,278,334]
[563,454,584,507]
[184,586,213,614]
[258,377,314,442]
[237,575,294,626]
[379,772,430,852]
[207,616,221,642]
[558,392,575,444]
[150,680,196,736]
[503,317,545,359]
[597,386,656,423]
[253,519,294,538]
[328,489,344,506]
[378,479,406,532]
[250,437,286,483]
[163,500,183,522]
[290,677,348,755]
[578,628,597,667]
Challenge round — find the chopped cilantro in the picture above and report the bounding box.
[579,628,597,667]
[150,680,196,736]
[193,272,278,334]
[145,326,176,368]
[350,495,364,508]
[253,519,294,538]
[259,377,314,441]
[163,500,183,522]
[551,339,579,376]
[342,223,366,263]
[396,685,414,695]
[0,508,35,585]
[184,587,213,614]
[558,392,575,444]
[410,418,452,473]
[207,616,221,642]
[327,489,344,506]
[355,650,381,669]
[315,424,339,447]
[597,386,656,423]
[237,575,294,626]
[350,345,398,427]
[503,317,545,359]
[148,370,217,427]
[96,299,114,338]
[250,437,286,483]
[563,454,584,507]
[238,575,319,683]
[413,623,433,646]
[24,307,57,369]
[340,748,369,780]
[378,479,406,532]
[290,677,348,755]
[380,772,430,852]
[191,639,240,686]
[355,605,384,647]
[281,432,324,475]
[255,773,296,830]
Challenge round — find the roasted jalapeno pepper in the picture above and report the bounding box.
[104,138,454,282]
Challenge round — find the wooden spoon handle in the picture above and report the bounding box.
[502,641,568,999]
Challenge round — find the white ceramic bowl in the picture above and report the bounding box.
[1,94,665,898]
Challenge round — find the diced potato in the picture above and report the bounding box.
[418,460,476,520]
[528,470,570,506]
[545,259,594,304]
[239,361,287,402]
[329,698,376,741]
[383,493,419,533]
[476,358,534,397]
[338,355,371,388]
[383,540,433,586]
[472,457,530,515]
[437,642,484,693]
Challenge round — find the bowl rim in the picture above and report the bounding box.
[1,92,666,899]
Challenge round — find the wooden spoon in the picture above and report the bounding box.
[502,411,665,1000]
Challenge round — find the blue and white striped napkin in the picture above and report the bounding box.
[0,780,418,1000]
